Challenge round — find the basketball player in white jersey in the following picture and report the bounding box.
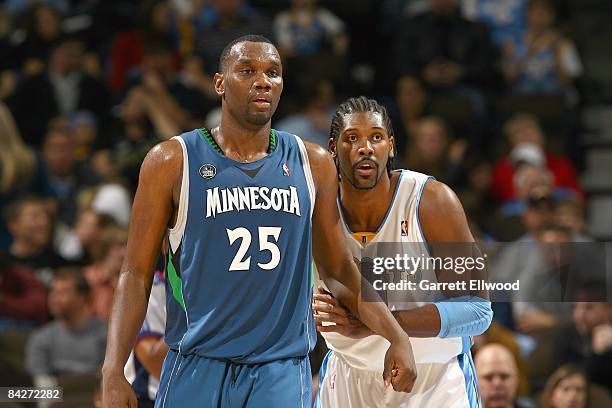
[313,96,493,407]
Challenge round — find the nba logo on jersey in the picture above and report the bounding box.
[400,220,409,236]
[282,162,291,177]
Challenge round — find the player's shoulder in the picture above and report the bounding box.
[141,131,191,175]
[420,179,462,212]
[139,135,187,189]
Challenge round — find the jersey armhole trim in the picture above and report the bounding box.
[294,135,316,219]
[415,175,435,255]
[168,136,189,253]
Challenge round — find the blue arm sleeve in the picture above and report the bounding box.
[433,296,493,338]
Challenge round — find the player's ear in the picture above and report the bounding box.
[328,138,337,159]
[214,73,224,96]
[389,136,395,159]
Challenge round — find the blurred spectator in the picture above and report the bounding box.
[540,365,588,408]
[461,0,527,47]
[24,268,106,378]
[474,322,531,396]
[13,4,63,77]
[177,53,221,104]
[491,189,559,327]
[193,0,273,75]
[108,85,176,187]
[402,116,467,186]
[8,36,111,147]
[393,0,497,119]
[122,39,208,129]
[491,113,581,203]
[274,0,348,59]
[4,195,70,286]
[4,0,70,17]
[41,126,98,227]
[500,163,554,217]
[125,270,168,406]
[0,9,18,99]
[391,76,430,160]
[76,183,132,227]
[513,223,574,333]
[556,302,612,391]
[109,0,180,94]
[456,157,498,236]
[555,198,592,242]
[57,209,117,263]
[84,226,127,321]
[0,102,55,250]
[275,78,336,147]
[70,111,99,160]
[475,343,536,408]
[501,0,582,101]
[0,250,48,328]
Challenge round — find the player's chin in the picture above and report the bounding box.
[245,111,272,126]
[352,175,378,190]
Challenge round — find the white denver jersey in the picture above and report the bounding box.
[315,170,463,372]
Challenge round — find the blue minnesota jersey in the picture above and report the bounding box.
[165,128,316,363]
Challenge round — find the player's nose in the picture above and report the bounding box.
[358,139,374,156]
[253,71,272,90]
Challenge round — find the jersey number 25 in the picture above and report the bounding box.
[226,227,281,271]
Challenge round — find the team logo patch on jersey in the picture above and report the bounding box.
[400,220,409,237]
[199,164,216,179]
[282,162,291,177]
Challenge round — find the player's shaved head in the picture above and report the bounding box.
[475,344,519,408]
[219,34,276,73]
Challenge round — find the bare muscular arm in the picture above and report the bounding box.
[101,140,182,407]
[392,179,479,336]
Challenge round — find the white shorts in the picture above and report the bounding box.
[315,350,481,408]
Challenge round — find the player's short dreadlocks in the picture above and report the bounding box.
[329,96,395,176]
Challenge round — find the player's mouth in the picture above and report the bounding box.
[354,159,377,177]
[251,94,272,110]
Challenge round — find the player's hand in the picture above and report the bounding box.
[101,371,138,408]
[383,336,417,393]
[313,287,373,339]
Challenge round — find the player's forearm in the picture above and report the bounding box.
[392,305,442,337]
[325,263,407,343]
[101,269,150,375]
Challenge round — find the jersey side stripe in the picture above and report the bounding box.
[168,136,189,253]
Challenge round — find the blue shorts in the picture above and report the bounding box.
[155,349,312,408]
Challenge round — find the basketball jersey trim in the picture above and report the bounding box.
[337,170,405,239]
[415,176,435,249]
[294,135,316,218]
[168,136,189,253]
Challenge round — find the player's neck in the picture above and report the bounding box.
[214,118,271,162]
[340,172,398,232]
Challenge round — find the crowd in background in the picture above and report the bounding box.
[0,0,610,407]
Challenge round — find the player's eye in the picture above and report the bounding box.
[372,133,383,141]
[347,135,358,142]
[267,69,279,78]
[240,68,253,74]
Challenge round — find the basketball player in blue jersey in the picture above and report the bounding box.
[312,96,493,407]
[101,36,418,407]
